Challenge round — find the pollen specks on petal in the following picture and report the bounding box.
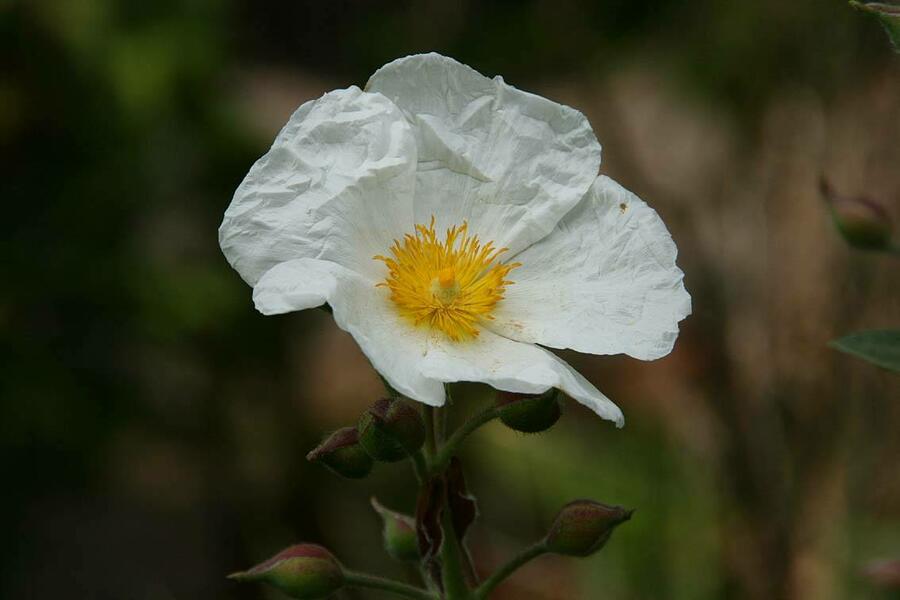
[374,217,519,341]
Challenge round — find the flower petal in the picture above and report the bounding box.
[419,330,624,426]
[367,53,601,255]
[220,86,417,286]
[489,175,691,361]
[254,258,445,406]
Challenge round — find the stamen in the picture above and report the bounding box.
[374,218,520,341]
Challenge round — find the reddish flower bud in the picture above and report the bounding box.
[307,427,373,479]
[821,178,894,250]
[228,544,344,599]
[544,500,633,557]
[371,498,420,561]
[358,398,425,462]
[496,389,562,433]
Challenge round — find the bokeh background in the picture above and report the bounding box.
[3,1,900,598]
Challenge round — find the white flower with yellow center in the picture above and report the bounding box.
[220,53,690,427]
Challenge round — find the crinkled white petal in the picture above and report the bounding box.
[419,330,624,426]
[367,53,602,255]
[219,86,417,286]
[488,175,691,361]
[252,257,623,424]
[253,258,445,406]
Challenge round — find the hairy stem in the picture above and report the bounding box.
[440,506,472,599]
[344,571,438,599]
[410,450,428,483]
[473,542,547,599]
[432,405,500,472]
[424,406,437,459]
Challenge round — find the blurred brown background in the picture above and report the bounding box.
[2,0,899,598]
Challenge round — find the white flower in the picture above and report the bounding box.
[220,53,691,427]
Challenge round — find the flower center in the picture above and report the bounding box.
[374,218,520,341]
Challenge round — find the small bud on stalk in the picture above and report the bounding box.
[545,500,633,557]
[358,398,426,462]
[821,178,894,250]
[496,389,562,433]
[371,498,420,561]
[307,427,373,479]
[229,544,344,599]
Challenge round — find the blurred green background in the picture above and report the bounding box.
[3,1,900,598]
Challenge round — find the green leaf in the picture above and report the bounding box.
[850,1,900,53]
[830,329,900,373]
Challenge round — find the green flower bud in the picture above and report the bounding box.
[371,498,420,561]
[357,398,425,462]
[496,389,562,433]
[306,427,373,479]
[544,500,633,557]
[821,178,894,250]
[228,544,344,599]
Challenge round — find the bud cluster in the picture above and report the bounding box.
[358,397,426,462]
[235,388,635,599]
[306,397,426,479]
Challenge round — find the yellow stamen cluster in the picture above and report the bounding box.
[375,218,520,341]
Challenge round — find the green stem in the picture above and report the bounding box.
[432,405,501,472]
[344,571,437,599]
[424,406,437,459]
[438,385,453,442]
[460,542,479,588]
[440,507,472,599]
[410,450,428,482]
[473,543,547,600]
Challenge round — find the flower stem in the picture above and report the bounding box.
[432,405,501,472]
[438,384,453,442]
[344,571,438,599]
[440,506,472,599]
[410,450,428,482]
[424,405,437,458]
[473,542,547,600]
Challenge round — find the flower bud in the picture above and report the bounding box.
[228,544,344,599]
[544,500,633,557]
[821,178,894,250]
[306,427,373,479]
[496,389,562,433]
[357,398,425,462]
[371,498,419,561]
